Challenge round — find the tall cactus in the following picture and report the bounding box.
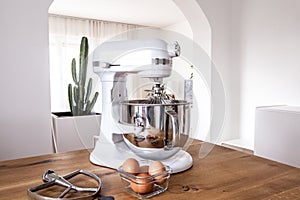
[68,37,99,116]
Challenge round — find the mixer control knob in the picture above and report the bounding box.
[167,41,180,57]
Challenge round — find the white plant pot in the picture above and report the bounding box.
[51,112,101,153]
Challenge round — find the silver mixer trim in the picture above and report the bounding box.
[152,58,172,65]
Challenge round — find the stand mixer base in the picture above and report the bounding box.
[90,139,193,173]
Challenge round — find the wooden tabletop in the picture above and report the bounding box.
[1,140,300,200]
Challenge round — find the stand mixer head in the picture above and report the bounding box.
[90,38,193,173]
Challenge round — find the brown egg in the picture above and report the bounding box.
[130,173,153,194]
[139,165,149,173]
[122,158,140,175]
[148,161,166,184]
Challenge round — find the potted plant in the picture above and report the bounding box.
[51,37,101,153]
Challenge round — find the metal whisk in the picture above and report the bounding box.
[145,83,175,104]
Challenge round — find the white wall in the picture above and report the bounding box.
[197,0,240,143]
[0,0,53,160]
[235,0,300,148]
[164,20,193,42]
[163,6,212,142]
[173,0,211,55]
[198,0,300,149]
[163,20,205,140]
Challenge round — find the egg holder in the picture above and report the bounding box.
[117,165,171,199]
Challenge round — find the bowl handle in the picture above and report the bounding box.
[164,109,179,150]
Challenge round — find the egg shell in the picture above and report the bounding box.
[139,165,149,173]
[148,161,167,184]
[122,158,140,175]
[130,173,154,194]
[154,172,166,185]
[148,161,165,175]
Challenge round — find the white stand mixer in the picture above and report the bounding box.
[89,39,193,173]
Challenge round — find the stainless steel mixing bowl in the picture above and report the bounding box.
[119,99,191,160]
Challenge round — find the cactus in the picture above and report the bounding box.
[68,37,99,116]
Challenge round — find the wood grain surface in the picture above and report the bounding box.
[1,140,300,200]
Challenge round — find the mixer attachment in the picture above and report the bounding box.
[145,83,175,104]
[27,169,101,200]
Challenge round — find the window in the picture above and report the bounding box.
[49,14,142,112]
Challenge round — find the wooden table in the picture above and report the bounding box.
[1,140,300,200]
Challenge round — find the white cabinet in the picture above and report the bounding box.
[255,105,300,168]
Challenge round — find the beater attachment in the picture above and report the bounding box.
[28,169,102,200]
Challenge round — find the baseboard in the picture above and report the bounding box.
[221,139,254,155]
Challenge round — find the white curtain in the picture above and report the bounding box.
[49,15,142,112]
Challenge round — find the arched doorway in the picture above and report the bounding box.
[48,0,212,141]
